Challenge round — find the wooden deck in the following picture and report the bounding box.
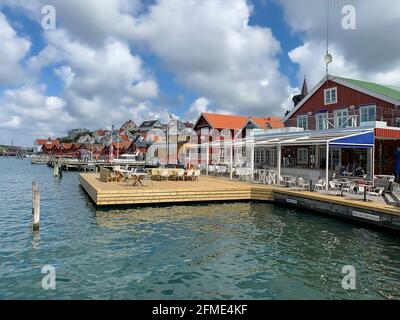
[80,173,274,206]
[80,174,396,213]
[80,173,400,230]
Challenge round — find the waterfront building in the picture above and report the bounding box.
[254,75,400,179]
[191,112,283,166]
[33,138,60,153]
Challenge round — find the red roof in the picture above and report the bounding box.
[119,135,130,142]
[95,129,107,136]
[250,116,284,129]
[42,142,60,150]
[35,139,60,146]
[111,141,132,150]
[62,143,74,150]
[200,113,283,130]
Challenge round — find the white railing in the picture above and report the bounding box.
[325,115,358,129]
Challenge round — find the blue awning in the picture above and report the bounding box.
[329,131,374,148]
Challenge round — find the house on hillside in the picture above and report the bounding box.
[77,134,95,144]
[120,120,137,133]
[138,120,163,133]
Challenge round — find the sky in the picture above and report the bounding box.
[1,0,400,147]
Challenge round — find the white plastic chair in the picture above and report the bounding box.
[369,187,384,197]
[314,179,326,192]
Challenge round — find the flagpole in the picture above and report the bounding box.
[167,121,169,165]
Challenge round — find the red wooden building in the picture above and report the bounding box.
[283,74,400,175]
[192,112,283,165]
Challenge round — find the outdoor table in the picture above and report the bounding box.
[114,169,147,186]
[332,180,351,197]
[280,175,293,187]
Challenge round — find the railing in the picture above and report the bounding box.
[324,115,358,129]
[284,106,400,130]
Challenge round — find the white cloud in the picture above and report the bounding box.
[0,86,74,145]
[0,12,31,85]
[130,0,290,116]
[54,66,75,87]
[27,29,161,129]
[185,97,213,122]
[279,0,400,88]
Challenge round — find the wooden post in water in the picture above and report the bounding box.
[32,182,40,231]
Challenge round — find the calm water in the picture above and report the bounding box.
[0,158,399,300]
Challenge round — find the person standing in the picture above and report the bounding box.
[394,146,400,182]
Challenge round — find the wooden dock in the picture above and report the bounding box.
[80,173,400,231]
[80,174,273,205]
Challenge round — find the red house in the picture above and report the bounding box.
[283,74,400,175]
[192,112,283,165]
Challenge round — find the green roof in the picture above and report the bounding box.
[336,77,400,102]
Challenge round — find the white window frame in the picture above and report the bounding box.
[315,112,328,130]
[324,87,337,105]
[334,108,349,128]
[297,148,308,165]
[297,115,308,130]
[359,105,376,123]
[266,148,275,166]
[395,117,400,127]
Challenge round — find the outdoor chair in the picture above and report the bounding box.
[160,169,170,181]
[314,179,326,191]
[193,170,201,181]
[218,166,227,176]
[150,169,161,181]
[369,187,384,197]
[287,177,297,188]
[174,169,185,181]
[185,170,195,181]
[341,182,354,194]
[297,178,310,191]
[329,181,340,192]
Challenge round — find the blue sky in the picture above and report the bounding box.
[1,0,400,146]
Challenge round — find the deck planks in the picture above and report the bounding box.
[79,173,399,218]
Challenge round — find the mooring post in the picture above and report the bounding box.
[32,182,40,231]
[32,181,37,215]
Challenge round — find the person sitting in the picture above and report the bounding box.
[353,166,365,177]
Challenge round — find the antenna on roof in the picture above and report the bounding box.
[324,0,333,75]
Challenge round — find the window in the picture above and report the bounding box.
[330,149,340,169]
[315,112,328,130]
[297,148,308,165]
[241,146,246,157]
[297,115,308,130]
[396,117,400,127]
[255,149,266,165]
[324,87,337,105]
[220,147,225,161]
[334,108,349,128]
[359,105,376,123]
[266,148,275,165]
